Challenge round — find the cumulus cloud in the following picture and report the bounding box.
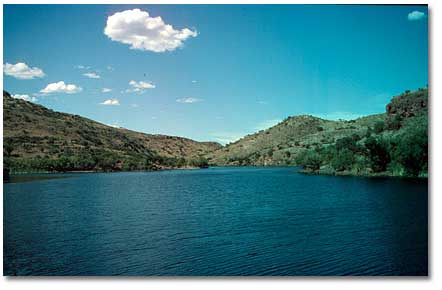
[100,99,120,106]
[4,62,45,79]
[176,97,203,103]
[408,11,426,21]
[83,72,100,79]
[191,80,197,83]
[40,81,82,94]
[104,8,198,52]
[12,94,38,103]
[102,88,112,93]
[126,80,156,93]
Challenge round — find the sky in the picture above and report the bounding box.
[3,4,428,144]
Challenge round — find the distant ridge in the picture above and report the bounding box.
[3,91,221,172]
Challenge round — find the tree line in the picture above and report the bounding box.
[3,146,209,173]
[296,115,427,177]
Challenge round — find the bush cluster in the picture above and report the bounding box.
[296,115,427,177]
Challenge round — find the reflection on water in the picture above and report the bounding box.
[6,174,70,184]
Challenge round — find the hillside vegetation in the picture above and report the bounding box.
[209,88,428,177]
[3,91,221,172]
[3,88,428,177]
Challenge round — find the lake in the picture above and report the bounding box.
[3,167,428,276]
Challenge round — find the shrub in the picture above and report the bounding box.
[393,126,427,177]
[352,155,370,174]
[364,136,391,172]
[335,136,359,153]
[331,149,354,171]
[188,156,209,168]
[386,115,402,131]
[296,150,321,171]
[373,121,385,134]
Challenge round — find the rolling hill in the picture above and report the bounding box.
[3,87,428,177]
[208,113,385,166]
[3,91,221,172]
[208,88,428,177]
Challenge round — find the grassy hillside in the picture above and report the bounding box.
[3,87,428,177]
[209,88,428,177]
[3,91,221,172]
[208,113,385,166]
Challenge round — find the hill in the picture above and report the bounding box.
[3,88,428,177]
[209,88,428,177]
[208,114,385,166]
[3,91,221,172]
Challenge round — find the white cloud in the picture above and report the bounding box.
[176,97,203,103]
[40,81,82,94]
[210,132,246,145]
[211,119,282,144]
[129,80,155,89]
[254,119,281,131]
[83,72,100,79]
[106,65,114,71]
[130,103,139,108]
[312,111,363,121]
[4,62,45,79]
[191,80,197,83]
[100,99,120,106]
[126,80,156,93]
[211,119,281,144]
[408,11,426,21]
[102,88,112,93]
[258,100,268,105]
[75,65,91,69]
[11,94,38,103]
[104,9,198,52]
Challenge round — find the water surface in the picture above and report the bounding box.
[3,167,428,276]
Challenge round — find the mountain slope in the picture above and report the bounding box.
[209,88,428,177]
[3,91,221,172]
[208,113,385,166]
[3,87,428,177]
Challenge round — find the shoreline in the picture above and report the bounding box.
[298,168,428,179]
[5,166,205,176]
[5,165,428,180]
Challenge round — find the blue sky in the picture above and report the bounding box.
[3,5,428,144]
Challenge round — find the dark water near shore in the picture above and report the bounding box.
[3,167,428,276]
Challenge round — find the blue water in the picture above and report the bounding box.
[3,167,428,276]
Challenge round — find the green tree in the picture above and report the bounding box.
[331,149,354,171]
[364,136,391,172]
[386,114,402,131]
[373,121,385,134]
[335,135,360,153]
[296,150,321,171]
[394,127,427,176]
